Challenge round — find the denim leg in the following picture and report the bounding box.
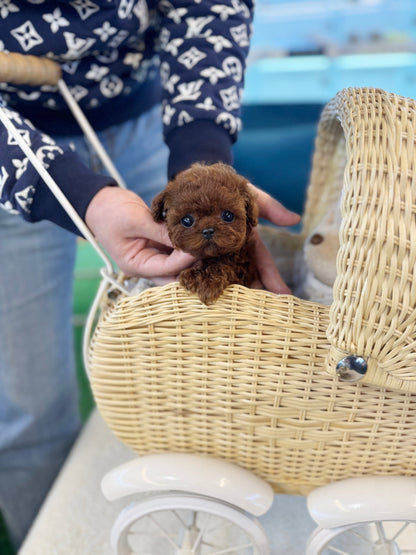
[0,215,80,549]
[79,104,169,204]
[0,105,167,549]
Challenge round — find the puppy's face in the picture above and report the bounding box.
[151,163,258,258]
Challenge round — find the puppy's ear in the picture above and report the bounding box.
[151,190,168,222]
[244,186,258,230]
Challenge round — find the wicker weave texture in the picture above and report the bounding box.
[88,87,416,495]
[323,89,416,390]
[89,283,416,495]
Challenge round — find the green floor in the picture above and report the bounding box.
[0,241,103,554]
[0,517,14,555]
[72,240,103,421]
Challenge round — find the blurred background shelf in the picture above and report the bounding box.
[247,0,416,68]
[244,52,416,104]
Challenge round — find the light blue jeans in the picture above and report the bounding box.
[0,104,168,549]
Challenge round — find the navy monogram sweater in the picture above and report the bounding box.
[0,0,253,232]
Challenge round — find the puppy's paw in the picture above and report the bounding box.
[179,267,203,293]
[179,267,225,305]
[197,282,225,305]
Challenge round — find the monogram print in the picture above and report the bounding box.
[0,0,253,220]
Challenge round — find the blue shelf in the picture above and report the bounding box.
[244,0,416,104]
[250,0,416,55]
[244,52,416,104]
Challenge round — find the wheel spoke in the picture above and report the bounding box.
[375,521,388,542]
[324,546,352,555]
[146,513,180,550]
[205,541,253,554]
[191,512,213,552]
[349,528,373,545]
[316,522,416,555]
[390,521,410,541]
[206,518,234,534]
[172,509,192,528]
[114,495,268,554]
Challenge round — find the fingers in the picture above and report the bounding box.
[124,245,195,279]
[246,184,298,293]
[149,249,195,277]
[152,274,180,286]
[131,210,197,277]
[248,183,301,227]
[252,229,292,295]
[140,215,174,248]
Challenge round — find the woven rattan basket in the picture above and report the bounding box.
[88,88,416,496]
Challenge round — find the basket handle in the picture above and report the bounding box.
[301,106,346,237]
[322,88,416,391]
[0,51,61,86]
[0,52,127,189]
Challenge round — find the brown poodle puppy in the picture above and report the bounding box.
[151,162,258,304]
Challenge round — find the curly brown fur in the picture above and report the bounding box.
[151,162,258,304]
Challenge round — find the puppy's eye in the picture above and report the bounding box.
[181,215,194,228]
[221,210,234,223]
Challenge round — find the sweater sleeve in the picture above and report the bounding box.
[157,0,254,178]
[0,99,116,235]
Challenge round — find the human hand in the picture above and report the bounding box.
[85,186,195,284]
[248,183,301,294]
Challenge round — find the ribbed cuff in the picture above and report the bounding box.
[30,150,117,235]
[165,121,233,179]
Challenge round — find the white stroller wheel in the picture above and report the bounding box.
[306,520,416,554]
[111,493,270,555]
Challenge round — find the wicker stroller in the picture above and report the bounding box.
[1,53,416,554]
[85,87,416,554]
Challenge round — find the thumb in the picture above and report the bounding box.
[140,214,174,248]
[248,184,301,227]
[131,247,195,278]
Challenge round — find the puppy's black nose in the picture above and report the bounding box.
[202,227,215,240]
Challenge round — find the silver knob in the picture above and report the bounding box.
[336,355,368,382]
